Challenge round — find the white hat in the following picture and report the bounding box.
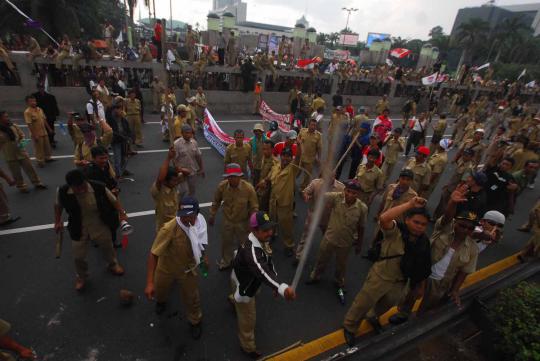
[475,128,485,133]
[439,138,452,151]
[482,210,505,226]
[286,130,297,139]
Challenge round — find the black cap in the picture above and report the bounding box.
[250,211,276,230]
[344,179,361,191]
[455,210,478,223]
[399,169,414,179]
[177,196,200,217]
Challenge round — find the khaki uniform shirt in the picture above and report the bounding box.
[151,182,179,230]
[430,218,478,288]
[174,138,201,173]
[324,192,367,247]
[460,140,486,165]
[224,143,251,174]
[462,122,477,141]
[269,162,299,206]
[210,179,258,223]
[433,119,447,137]
[140,44,153,62]
[356,164,384,193]
[372,221,406,282]
[380,184,417,221]
[151,219,197,276]
[312,97,325,112]
[172,115,188,140]
[375,100,389,115]
[125,99,141,117]
[195,93,207,108]
[404,158,432,193]
[448,159,474,189]
[351,114,368,138]
[24,106,48,138]
[428,151,448,175]
[298,128,322,164]
[183,83,191,99]
[511,149,539,172]
[260,156,278,181]
[304,178,345,213]
[384,137,405,164]
[0,124,27,161]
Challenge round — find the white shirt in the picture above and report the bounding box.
[429,248,455,280]
[411,117,427,132]
[86,99,106,120]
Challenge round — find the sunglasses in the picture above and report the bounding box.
[485,220,504,228]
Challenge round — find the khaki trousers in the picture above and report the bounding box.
[358,190,373,207]
[152,92,161,112]
[154,269,202,325]
[418,277,451,314]
[381,161,397,183]
[253,94,261,114]
[32,135,52,164]
[234,295,257,353]
[55,51,70,67]
[310,238,351,288]
[343,269,406,333]
[127,114,143,145]
[220,219,248,268]
[7,158,41,190]
[296,209,327,260]
[106,38,115,57]
[72,229,118,279]
[0,185,10,223]
[269,200,294,249]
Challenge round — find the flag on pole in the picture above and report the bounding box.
[518,68,527,80]
[116,31,123,45]
[44,74,49,93]
[385,58,394,67]
[421,72,448,86]
[390,48,411,59]
[526,80,536,88]
[4,0,59,46]
[475,62,490,71]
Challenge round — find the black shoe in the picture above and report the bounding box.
[367,316,384,334]
[190,322,202,340]
[241,348,262,359]
[155,302,166,315]
[35,184,48,190]
[122,170,133,176]
[0,216,20,226]
[284,247,294,257]
[388,312,409,325]
[343,328,356,347]
[45,158,57,162]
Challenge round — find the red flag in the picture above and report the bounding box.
[390,48,411,59]
[121,234,129,249]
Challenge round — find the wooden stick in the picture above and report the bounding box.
[333,132,361,173]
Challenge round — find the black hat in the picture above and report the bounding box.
[250,211,276,230]
[177,196,200,217]
[399,169,414,179]
[344,179,361,191]
[455,210,478,223]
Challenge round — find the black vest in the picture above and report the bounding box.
[58,181,119,240]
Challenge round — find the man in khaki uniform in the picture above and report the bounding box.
[172,105,189,141]
[209,164,258,270]
[23,95,53,167]
[298,118,322,190]
[54,169,126,291]
[224,130,252,176]
[195,87,207,122]
[312,92,326,113]
[183,78,191,100]
[382,128,405,182]
[295,173,345,264]
[343,196,430,347]
[151,76,166,114]
[0,318,35,361]
[403,146,431,194]
[250,124,265,185]
[454,129,486,167]
[429,114,448,155]
[425,139,450,199]
[139,39,153,62]
[151,148,187,231]
[375,94,389,116]
[256,141,278,212]
[226,31,236,67]
[0,166,18,226]
[186,26,198,63]
[0,111,46,192]
[144,197,206,340]
[26,35,41,62]
[262,144,303,256]
[125,89,143,146]
[355,149,384,206]
[419,186,479,313]
[160,87,177,144]
[375,169,417,223]
[306,180,367,297]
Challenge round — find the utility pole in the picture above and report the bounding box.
[341,7,358,47]
[152,0,156,20]
[169,0,173,34]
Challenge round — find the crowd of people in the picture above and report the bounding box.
[1,42,540,360]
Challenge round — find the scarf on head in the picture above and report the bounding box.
[176,213,208,265]
[0,122,15,141]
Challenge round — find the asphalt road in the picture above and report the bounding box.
[0,111,537,361]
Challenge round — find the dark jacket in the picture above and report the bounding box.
[57,181,119,240]
[106,110,131,144]
[84,162,118,191]
[232,233,287,299]
[33,91,59,122]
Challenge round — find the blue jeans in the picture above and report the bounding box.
[111,142,126,177]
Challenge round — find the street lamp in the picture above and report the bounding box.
[341,7,358,46]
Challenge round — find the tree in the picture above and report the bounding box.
[328,32,339,47]
[454,18,490,71]
[316,33,329,45]
[0,0,125,42]
[428,26,444,39]
[406,39,424,54]
[391,36,408,48]
[491,17,532,63]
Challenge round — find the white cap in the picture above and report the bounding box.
[439,138,452,151]
[475,128,485,134]
[482,210,506,226]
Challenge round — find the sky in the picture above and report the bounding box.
[138,0,535,40]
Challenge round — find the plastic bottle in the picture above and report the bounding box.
[199,257,208,278]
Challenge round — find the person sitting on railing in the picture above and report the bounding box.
[139,38,153,63]
[55,34,71,68]
[25,35,41,62]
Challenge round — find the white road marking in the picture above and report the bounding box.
[0,202,212,236]
[29,147,212,160]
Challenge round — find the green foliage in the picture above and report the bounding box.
[488,282,540,361]
[0,0,126,42]
[492,63,540,81]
